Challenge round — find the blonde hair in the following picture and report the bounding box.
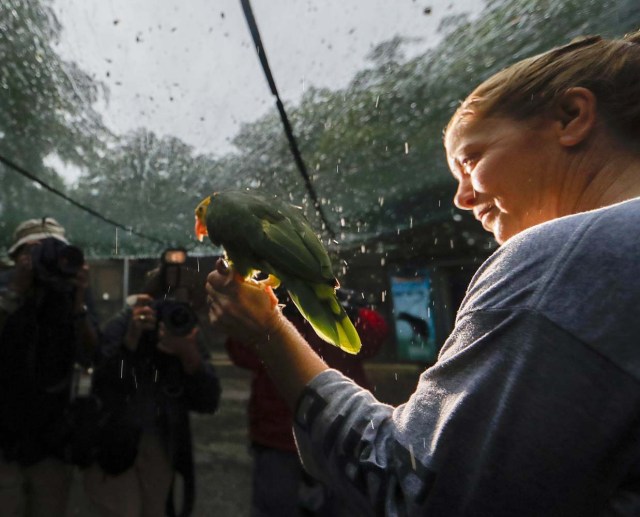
[446,30,640,144]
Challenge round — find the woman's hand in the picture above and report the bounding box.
[207,259,329,408]
[206,259,285,346]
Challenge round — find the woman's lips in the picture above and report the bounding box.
[476,206,494,229]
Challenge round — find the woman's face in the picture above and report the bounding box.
[445,114,562,244]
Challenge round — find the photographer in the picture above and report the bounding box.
[84,250,221,517]
[0,217,99,516]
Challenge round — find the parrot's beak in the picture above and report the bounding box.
[194,197,211,242]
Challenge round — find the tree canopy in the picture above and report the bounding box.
[1,0,638,262]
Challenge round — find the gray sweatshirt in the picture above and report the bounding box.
[293,198,640,516]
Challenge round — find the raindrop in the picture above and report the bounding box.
[370,420,375,430]
[409,444,417,470]
[375,95,380,108]
[382,290,387,302]
[404,142,409,154]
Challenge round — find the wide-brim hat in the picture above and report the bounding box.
[8,217,69,257]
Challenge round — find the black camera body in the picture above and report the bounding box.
[30,238,84,288]
[153,299,198,337]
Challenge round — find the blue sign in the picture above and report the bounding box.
[390,271,437,362]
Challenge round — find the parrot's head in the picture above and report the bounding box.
[194,195,211,242]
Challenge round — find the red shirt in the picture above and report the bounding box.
[225,307,389,452]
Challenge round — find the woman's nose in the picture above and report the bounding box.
[453,178,476,210]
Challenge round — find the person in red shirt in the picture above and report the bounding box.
[226,290,389,517]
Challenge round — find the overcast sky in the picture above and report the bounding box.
[51,0,483,180]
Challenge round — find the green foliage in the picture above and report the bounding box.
[221,0,638,255]
[1,0,638,260]
[0,0,108,249]
[71,129,224,256]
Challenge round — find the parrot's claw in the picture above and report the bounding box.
[257,275,280,308]
[261,274,281,289]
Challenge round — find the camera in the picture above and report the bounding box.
[138,248,198,336]
[153,300,198,337]
[30,238,84,286]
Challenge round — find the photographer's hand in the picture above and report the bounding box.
[9,245,35,297]
[157,324,203,374]
[64,261,99,356]
[0,247,32,328]
[124,294,156,351]
[71,263,91,311]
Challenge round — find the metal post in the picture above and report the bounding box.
[122,256,130,307]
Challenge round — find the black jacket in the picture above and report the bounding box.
[0,269,98,465]
[92,306,221,516]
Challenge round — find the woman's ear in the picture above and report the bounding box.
[555,87,597,147]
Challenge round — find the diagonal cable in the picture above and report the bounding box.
[239,0,336,240]
[0,153,170,247]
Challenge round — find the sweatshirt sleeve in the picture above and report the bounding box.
[292,308,640,516]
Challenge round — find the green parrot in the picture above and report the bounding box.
[195,190,361,354]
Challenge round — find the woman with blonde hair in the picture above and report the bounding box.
[206,30,640,516]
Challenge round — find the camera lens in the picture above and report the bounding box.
[158,301,197,336]
[57,245,85,277]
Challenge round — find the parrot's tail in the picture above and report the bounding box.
[283,276,361,354]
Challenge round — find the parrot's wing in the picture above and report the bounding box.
[213,191,336,285]
[281,273,361,354]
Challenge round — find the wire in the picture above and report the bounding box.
[0,153,170,247]
[239,0,336,240]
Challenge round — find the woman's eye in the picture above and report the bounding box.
[461,158,476,175]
